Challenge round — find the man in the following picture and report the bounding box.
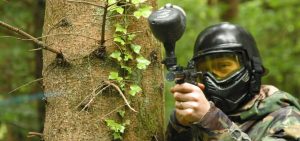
[166,23,300,141]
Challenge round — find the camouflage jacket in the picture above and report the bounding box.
[166,85,300,141]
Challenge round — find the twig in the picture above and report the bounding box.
[8,78,43,94]
[100,104,125,120]
[80,85,110,112]
[0,21,62,55]
[29,48,43,52]
[99,0,109,47]
[106,14,135,19]
[27,132,44,139]
[75,83,106,109]
[104,81,137,112]
[1,33,100,42]
[67,0,105,8]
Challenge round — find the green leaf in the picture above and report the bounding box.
[108,0,117,5]
[105,119,125,132]
[130,44,141,54]
[136,56,150,69]
[131,0,147,5]
[115,7,124,14]
[105,119,126,139]
[114,36,125,45]
[115,24,127,34]
[108,5,124,14]
[108,72,123,82]
[121,65,132,73]
[118,110,125,118]
[124,53,133,61]
[110,51,122,61]
[127,34,136,41]
[113,132,122,140]
[129,84,142,96]
[134,5,152,19]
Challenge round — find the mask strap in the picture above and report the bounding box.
[250,57,264,94]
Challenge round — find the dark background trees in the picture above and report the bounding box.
[1,0,300,140]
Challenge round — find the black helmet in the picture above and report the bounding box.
[193,23,265,113]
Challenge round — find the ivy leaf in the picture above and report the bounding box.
[118,110,125,118]
[115,24,127,34]
[113,132,122,140]
[108,5,124,14]
[108,0,117,5]
[108,72,123,82]
[131,44,141,54]
[110,51,122,61]
[126,0,146,4]
[115,7,124,14]
[127,34,136,41]
[134,5,152,19]
[121,65,132,74]
[114,36,125,45]
[129,84,142,96]
[124,53,133,61]
[136,56,150,69]
[105,119,125,133]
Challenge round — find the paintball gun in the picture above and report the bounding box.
[148,4,200,84]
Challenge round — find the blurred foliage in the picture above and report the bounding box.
[158,0,300,123]
[0,0,43,141]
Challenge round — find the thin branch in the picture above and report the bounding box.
[1,33,99,42]
[80,85,110,112]
[100,104,125,120]
[109,3,134,11]
[100,1,109,47]
[0,21,62,55]
[104,81,137,112]
[29,48,43,52]
[27,132,44,139]
[67,0,105,8]
[8,78,43,94]
[75,83,106,109]
[106,14,135,19]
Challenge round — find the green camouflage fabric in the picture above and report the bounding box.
[166,85,300,141]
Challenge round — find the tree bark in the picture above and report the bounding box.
[220,0,239,21]
[42,0,164,141]
[33,0,45,134]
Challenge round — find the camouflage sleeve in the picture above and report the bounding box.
[254,106,300,141]
[194,102,252,141]
[166,102,252,141]
[166,111,194,141]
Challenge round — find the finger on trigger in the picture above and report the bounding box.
[174,92,199,102]
[172,83,195,93]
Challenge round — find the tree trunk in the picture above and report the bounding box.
[42,0,164,141]
[220,0,239,21]
[33,0,45,134]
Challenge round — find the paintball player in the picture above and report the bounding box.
[166,23,300,141]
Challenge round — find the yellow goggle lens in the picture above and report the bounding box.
[196,53,242,80]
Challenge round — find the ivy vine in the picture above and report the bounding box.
[101,0,152,140]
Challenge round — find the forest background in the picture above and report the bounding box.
[1,0,300,140]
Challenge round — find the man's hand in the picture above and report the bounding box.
[170,83,210,126]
